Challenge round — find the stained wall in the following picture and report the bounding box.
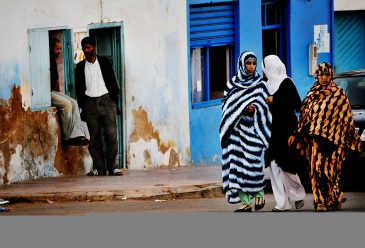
[0,0,190,183]
[0,86,91,185]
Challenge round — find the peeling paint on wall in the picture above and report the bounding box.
[0,151,5,185]
[129,107,180,169]
[20,74,31,109]
[185,147,190,160]
[0,85,91,185]
[1,0,192,168]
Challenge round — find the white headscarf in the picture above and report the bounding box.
[261,55,288,95]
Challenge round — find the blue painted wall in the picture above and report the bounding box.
[236,0,263,64]
[189,0,262,164]
[0,64,21,100]
[289,0,333,99]
[188,0,334,165]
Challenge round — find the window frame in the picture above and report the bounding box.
[28,27,74,110]
[190,45,234,108]
[261,0,286,61]
[189,1,237,109]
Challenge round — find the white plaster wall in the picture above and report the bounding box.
[0,0,101,103]
[104,0,190,168]
[335,0,365,11]
[0,0,191,169]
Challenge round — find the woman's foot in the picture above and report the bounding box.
[255,197,265,211]
[326,195,347,211]
[328,200,344,211]
[272,208,290,212]
[109,168,124,176]
[295,200,305,209]
[339,192,346,203]
[315,204,327,212]
[234,204,252,212]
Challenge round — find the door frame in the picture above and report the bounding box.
[87,22,127,168]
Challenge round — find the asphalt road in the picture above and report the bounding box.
[2,192,365,215]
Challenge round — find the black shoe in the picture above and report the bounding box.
[295,200,305,209]
[87,169,106,176]
[255,197,265,211]
[272,208,290,212]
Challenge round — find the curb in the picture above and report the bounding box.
[2,183,224,203]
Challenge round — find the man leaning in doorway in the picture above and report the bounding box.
[75,36,123,176]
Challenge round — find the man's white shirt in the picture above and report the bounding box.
[84,58,109,97]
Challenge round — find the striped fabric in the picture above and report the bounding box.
[220,52,272,203]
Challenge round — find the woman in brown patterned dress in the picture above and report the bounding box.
[288,62,362,212]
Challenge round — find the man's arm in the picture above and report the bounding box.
[99,56,120,102]
[74,61,86,109]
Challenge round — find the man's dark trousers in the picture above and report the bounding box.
[83,94,118,174]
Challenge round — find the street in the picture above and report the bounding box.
[2,192,365,215]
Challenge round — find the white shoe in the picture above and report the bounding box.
[110,168,123,176]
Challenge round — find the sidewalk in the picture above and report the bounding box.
[0,165,225,203]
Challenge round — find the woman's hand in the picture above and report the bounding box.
[247,104,255,113]
[265,96,273,104]
[288,135,296,146]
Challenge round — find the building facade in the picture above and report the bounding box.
[0,0,333,185]
[334,0,365,72]
[189,0,333,164]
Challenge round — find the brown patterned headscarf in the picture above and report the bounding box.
[315,62,334,81]
[296,62,361,151]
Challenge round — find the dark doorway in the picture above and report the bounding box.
[89,24,125,168]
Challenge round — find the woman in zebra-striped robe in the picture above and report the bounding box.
[289,62,362,212]
[220,51,272,212]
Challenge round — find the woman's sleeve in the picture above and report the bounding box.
[272,79,301,112]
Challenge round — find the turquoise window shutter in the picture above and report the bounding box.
[335,13,365,72]
[28,29,51,110]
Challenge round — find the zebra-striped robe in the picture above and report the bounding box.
[220,79,272,204]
